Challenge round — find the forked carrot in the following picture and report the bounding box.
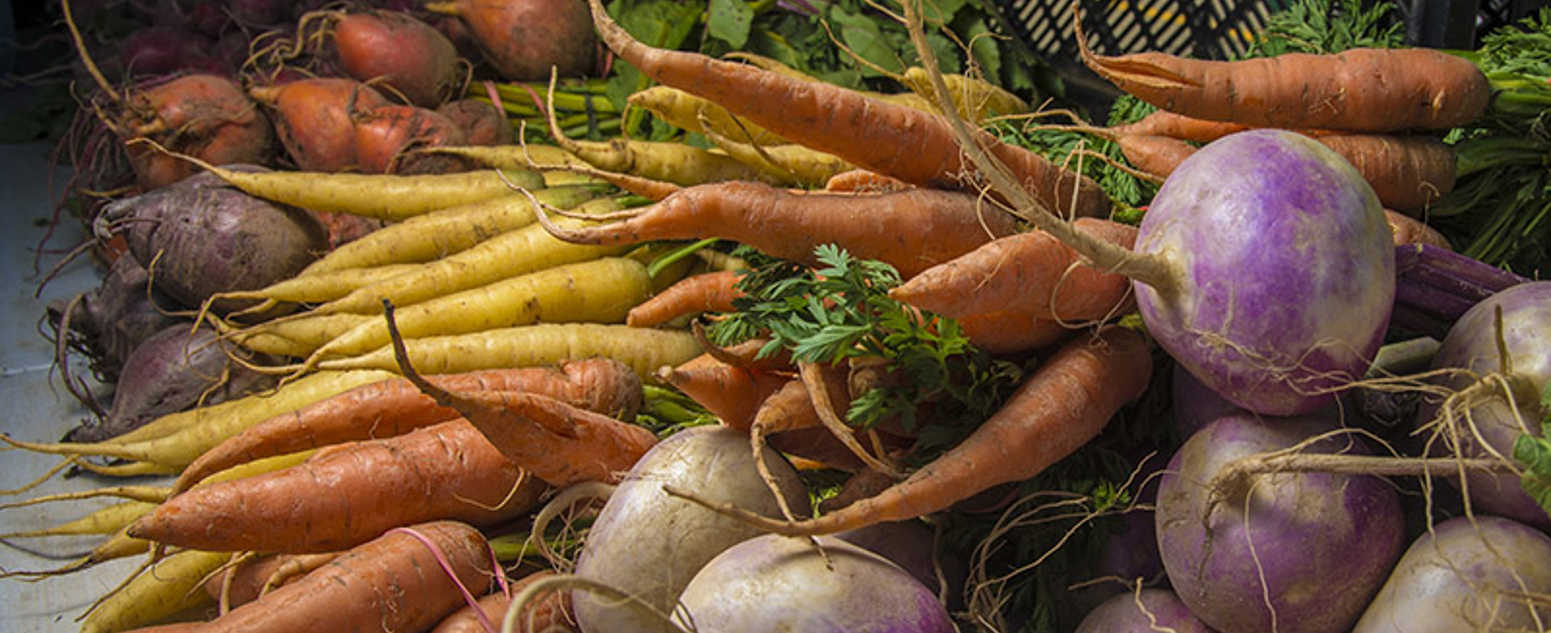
[659,341,792,432]
[585,0,1111,218]
[889,217,1139,321]
[130,419,549,553]
[385,302,660,487]
[174,359,643,493]
[536,180,1019,278]
[665,325,1154,535]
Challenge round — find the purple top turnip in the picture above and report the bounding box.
[1074,588,1218,633]
[1421,280,1551,527]
[1132,129,1395,415]
[1352,515,1551,633]
[971,128,1395,417]
[1155,411,1406,633]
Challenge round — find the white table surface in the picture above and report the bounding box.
[0,141,150,632]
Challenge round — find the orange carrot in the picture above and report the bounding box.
[538,180,1018,278]
[1385,209,1452,250]
[667,325,1154,535]
[173,359,642,493]
[202,552,340,610]
[626,270,744,327]
[890,217,1138,321]
[1110,131,1457,212]
[430,570,570,633]
[585,0,1110,218]
[182,520,496,633]
[957,309,1075,355]
[130,419,549,553]
[824,169,913,193]
[385,303,659,487]
[1112,109,1250,143]
[1314,134,1457,211]
[751,376,870,474]
[660,346,790,432]
[1115,134,1196,181]
[1078,35,1490,132]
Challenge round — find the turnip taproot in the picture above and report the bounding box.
[1351,515,1551,632]
[1421,280,1551,527]
[672,534,955,633]
[570,425,807,633]
[1156,412,1405,633]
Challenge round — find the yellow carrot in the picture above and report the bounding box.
[315,322,703,378]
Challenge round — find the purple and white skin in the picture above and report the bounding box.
[1155,412,1406,633]
[1352,515,1551,633]
[674,533,956,633]
[1074,588,1218,633]
[1422,280,1551,527]
[1132,129,1396,416]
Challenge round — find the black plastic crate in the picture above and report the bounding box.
[991,0,1549,113]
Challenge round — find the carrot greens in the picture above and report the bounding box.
[707,245,1021,444]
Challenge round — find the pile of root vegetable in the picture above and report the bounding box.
[4,0,1551,632]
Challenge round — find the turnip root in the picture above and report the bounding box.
[1419,280,1551,527]
[99,167,329,312]
[425,0,596,81]
[905,21,1396,417]
[570,426,808,633]
[1130,130,1395,415]
[1074,588,1216,633]
[672,534,955,633]
[1351,515,1551,632]
[1155,412,1406,633]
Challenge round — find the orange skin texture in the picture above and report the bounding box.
[250,78,389,171]
[890,217,1139,321]
[125,74,275,189]
[178,521,497,633]
[1083,47,1490,132]
[175,359,641,493]
[586,0,1110,218]
[334,10,461,108]
[446,0,597,81]
[352,104,469,173]
[132,420,548,553]
[547,181,1020,279]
